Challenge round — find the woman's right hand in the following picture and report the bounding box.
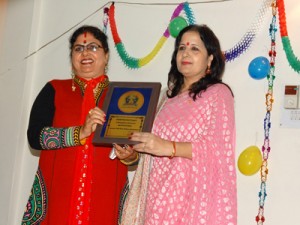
[80,106,106,139]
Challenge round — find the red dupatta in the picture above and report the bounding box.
[69,74,108,225]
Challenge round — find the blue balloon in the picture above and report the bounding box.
[248,56,270,80]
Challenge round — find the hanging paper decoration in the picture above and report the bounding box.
[277,0,300,73]
[183,2,196,25]
[107,0,300,75]
[108,2,195,69]
[108,1,274,67]
[255,2,277,224]
[224,0,273,61]
[102,7,109,34]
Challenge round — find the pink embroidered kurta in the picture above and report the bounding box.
[120,84,237,225]
[144,84,237,225]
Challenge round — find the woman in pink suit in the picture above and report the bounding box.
[117,24,237,225]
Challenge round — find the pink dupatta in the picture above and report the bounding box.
[120,91,168,225]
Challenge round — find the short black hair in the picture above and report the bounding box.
[69,25,109,58]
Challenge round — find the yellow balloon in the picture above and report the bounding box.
[238,145,262,176]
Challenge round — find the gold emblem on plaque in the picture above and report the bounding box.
[118,91,144,113]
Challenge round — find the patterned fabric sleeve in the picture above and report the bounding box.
[27,82,82,150]
[39,126,82,149]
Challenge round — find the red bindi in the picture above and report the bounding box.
[83,32,87,44]
[186,42,190,46]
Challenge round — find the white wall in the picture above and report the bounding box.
[0,1,36,225]
[1,0,300,224]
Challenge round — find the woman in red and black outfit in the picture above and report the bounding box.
[22,25,138,225]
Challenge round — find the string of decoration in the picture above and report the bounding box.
[114,0,233,5]
[277,0,300,73]
[108,0,273,68]
[255,2,277,224]
[108,0,299,72]
[224,0,273,61]
[0,1,230,77]
[1,0,299,76]
[103,7,110,34]
[108,2,195,69]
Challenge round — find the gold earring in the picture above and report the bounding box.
[206,66,211,75]
[71,71,76,91]
[105,65,108,74]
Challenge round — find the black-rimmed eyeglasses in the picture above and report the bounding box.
[72,43,103,53]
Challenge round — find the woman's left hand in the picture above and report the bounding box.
[129,132,172,157]
[113,143,136,160]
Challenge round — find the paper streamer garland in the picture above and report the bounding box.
[107,0,299,74]
[277,0,300,73]
[102,7,109,35]
[224,0,273,62]
[108,1,271,68]
[108,2,195,69]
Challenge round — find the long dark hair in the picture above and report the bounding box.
[167,24,232,100]
[69,25,109,58]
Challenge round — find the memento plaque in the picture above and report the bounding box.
[93,82,161,146]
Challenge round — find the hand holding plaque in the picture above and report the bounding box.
[93,82,161,146]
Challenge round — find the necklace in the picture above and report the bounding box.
[74,75,109,101]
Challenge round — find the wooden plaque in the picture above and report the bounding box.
[93,81,162,146]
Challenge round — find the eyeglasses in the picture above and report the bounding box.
[72,43,103,53]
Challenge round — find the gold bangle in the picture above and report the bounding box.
[120,153,139,166]
[169,141,176,159]
[80,138,86,145]
[79,126,86,145]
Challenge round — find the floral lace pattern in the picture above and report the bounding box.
[144,84,237,225]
